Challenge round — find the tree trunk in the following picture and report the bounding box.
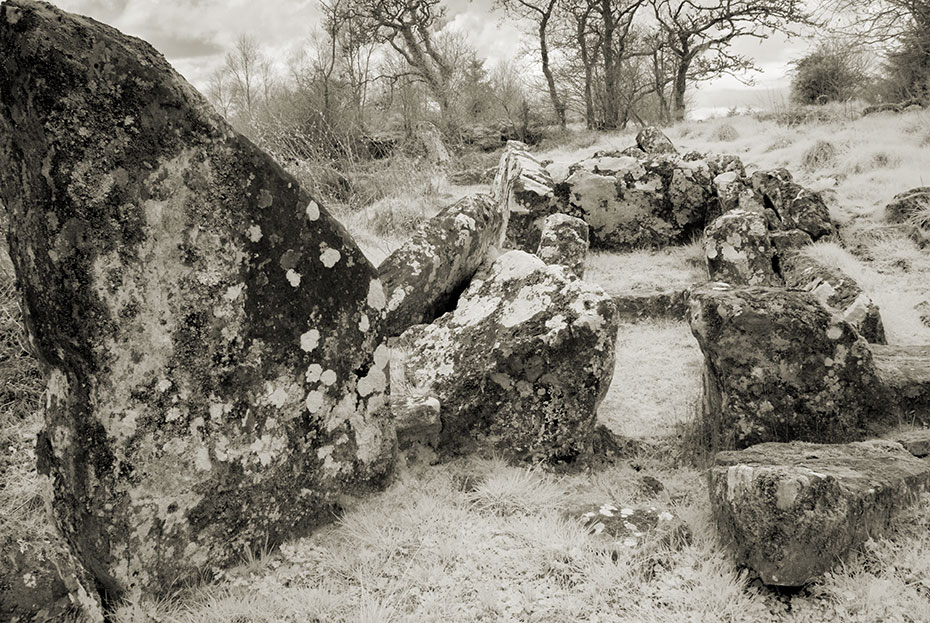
[576,14,596,129]
[600,0,618,129]
[539,14,566,130]
[671,57,689,122]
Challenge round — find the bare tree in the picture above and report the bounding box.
[498,0,567,129]
[206,66,235,118]
[344,0,456,126]
[650,0,810,121]
[224,34,273,120]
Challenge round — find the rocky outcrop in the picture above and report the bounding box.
[492,141,557,252]
[0,0,394,599]
[392,251,618,462]
[378,194,504,337]
[536,213,589,278]
[704,209,780,286]
[710,440,930,586]
[555,155,714,250]
[781,254,886,344]
[750,169,835,240]
[689,284,886,450]
[636,126,678,155]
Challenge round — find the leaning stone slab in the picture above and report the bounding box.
[536,213,589,278]
[704,209,780,286]
[751,169,835,240]
[781,253,886,344]
[393,251,618,462]
[872,345,930,426]
[0,0,394,599]
[769,229,812,258]
[378,193,503,337]
[689,284,886,451]
[710,440,930,586]
[492,141,557,252]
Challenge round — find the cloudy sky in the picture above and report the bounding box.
[51,0,813,118]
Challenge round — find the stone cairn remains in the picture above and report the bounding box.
[2,1,930,612]
[0,1,620,616]
[494,124,930,589]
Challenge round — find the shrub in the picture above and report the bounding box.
[714,123,739,142]
[791,40,870,106]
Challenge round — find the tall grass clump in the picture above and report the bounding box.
[802,140,838,171]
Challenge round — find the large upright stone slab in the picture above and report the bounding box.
[0,0,393,598]
[378,193,503,337]
[704,209,780,286]
[689,284,886,450]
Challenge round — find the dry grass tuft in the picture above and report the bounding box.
[713,123,739,142]
[802,140,838,171]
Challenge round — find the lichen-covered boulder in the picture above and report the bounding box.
[689,284,886,451]
[710,440,930,586]
[750,169,835,240]
[536,213,589,278]
[492,141,556,252]
[555,155,714,250]
[392,251,618,462]
[712,171,744,216]
[378,194,503,337]
[705,153,746,178]
[636,126,678,155]
[781,253,886,344]
[704,210,780,286]
[0,0,394,599]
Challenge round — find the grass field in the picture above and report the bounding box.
[5,106,930,622]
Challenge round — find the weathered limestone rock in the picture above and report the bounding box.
[872,345,930,426]
[636,126,678,155]
[689,284,886,451]
[710,440,930,586]
[782,254,886,344]
[704,210,780,286]
[0,0,394,599]
[393,251,618,462]
[415,122,450,165]
[555,155,714,250]
[705,153,746,178]
[750,169,835,240]
[712,171,745,216]
[378,194,504,337]
[536,213,589,278]
[492,141,556,252]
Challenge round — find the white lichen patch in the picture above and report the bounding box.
[286,269,302,287]
[306,200,320,221]
[367,279,386,311]
[359,314,370,332]
[321,369,338,386]
[300,329,320,352]
[305,390,324,413]
[248,225,263,242]
[500,284,554,328]
[224,283,244,301]
[193,446,212,471]
[305,363,323,383]
[320,246,341,268]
